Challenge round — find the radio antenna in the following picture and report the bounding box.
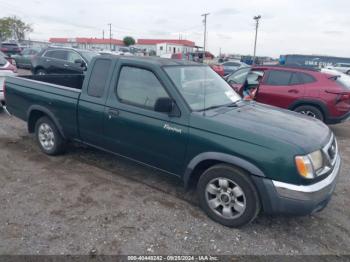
[201,12,209,116]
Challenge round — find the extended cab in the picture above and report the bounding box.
[4,56,341,227]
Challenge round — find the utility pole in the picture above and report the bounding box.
[201,13,209,63]
[102,30,105,39]
[252,15,261,65]
[108,23,112,50]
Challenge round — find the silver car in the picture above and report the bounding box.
[328,63,350,75]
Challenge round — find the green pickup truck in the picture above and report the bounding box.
[4,56,341,227]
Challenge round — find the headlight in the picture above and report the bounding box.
[295,150,324,179]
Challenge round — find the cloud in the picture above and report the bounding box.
[323,30,344,35]
[215,8,239,16]
[154,18,168,24]
[147,30,171,36]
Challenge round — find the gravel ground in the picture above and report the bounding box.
[0,108,349,255]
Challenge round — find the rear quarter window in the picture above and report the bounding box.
[87,59,112,97]
[290,72,316,85]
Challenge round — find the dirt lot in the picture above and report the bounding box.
[0,109,349,255]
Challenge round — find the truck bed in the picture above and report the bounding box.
[5,76,81,139]
[21,74,84,90]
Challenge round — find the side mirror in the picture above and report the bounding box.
[154,97,175,114]
[74,58,83,64]
[74,59,86,67]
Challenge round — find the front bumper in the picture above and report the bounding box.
[252,155,341,216]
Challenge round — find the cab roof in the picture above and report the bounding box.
[99,54,202,67]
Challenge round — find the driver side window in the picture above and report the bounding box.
[117,66,169,110]
[67,51,83,64]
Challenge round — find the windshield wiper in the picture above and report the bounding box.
[199,105,226,112]
[200,101,241,112]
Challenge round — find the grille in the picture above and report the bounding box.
[316,134,338,177]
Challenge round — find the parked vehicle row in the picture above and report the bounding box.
[225,65,350,124]
[4,56,341,227]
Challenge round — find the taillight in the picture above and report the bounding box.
[337,93,350,103]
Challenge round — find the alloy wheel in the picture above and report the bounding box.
[205,177,246,219]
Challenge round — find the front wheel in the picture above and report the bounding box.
[197,164,261,227]
[35,116,66,155]
[35,69,47,75]
[294,105,324,122]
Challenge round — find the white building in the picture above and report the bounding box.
[135,39,196,56]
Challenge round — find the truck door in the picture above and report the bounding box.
[104,64,189,175]
[78,58,113,146]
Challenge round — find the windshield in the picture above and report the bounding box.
[164,65,241,111]
[79,50,99,63]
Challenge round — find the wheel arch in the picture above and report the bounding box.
[34,66,45,74]
[288,99,329,119]
[27,105,66,139]
[183,152,265,190]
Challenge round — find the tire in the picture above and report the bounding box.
[294,105,324,121]
[35,116,66,155]
[35,68,47,75]
[197,164,261,228]
[346,70,350,75]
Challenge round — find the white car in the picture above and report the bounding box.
[322,68,350,88]
[0,70,16,107]
[327,63,350,75]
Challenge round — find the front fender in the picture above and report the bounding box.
[183,152,265,188]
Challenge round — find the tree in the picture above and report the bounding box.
[0,16,32,41]
[123,36,135,46]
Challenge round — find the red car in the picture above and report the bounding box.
[226,65,350,124]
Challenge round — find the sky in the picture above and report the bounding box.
[1,0,350,58]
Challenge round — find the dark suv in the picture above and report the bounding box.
[31,47,99,75]
[226,66,350,124]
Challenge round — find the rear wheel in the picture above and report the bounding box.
[36,68,47,75]
[35,116,66,155]
[346,70,350,75]
[294,105,324,121]
[197,164,260,227]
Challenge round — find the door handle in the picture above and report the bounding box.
[288,89,298,93]
[45,59,51,62]
[107,109,119,119]
[64,64,69,67]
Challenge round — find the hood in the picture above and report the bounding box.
[192,102,331,154]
